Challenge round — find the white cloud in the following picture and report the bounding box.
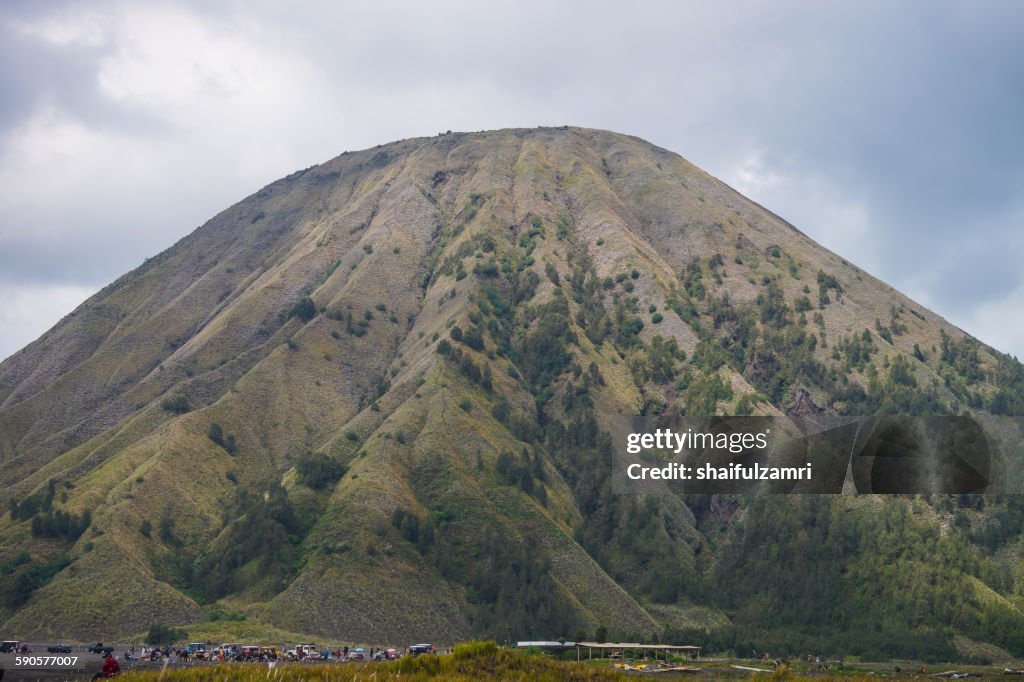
[956,284,1024,360]
[0,5,354,286]
[725,155,878,276]
[730,153,784,196]
[11,5,109,47]
[0,284,97,361]
[92,5,339,137]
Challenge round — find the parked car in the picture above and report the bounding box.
[216,643,241,660]
[87,643,114,655]
[0,641,20,653]
[186,642,208,659]
[48,643,72,654]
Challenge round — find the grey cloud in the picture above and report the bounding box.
[0,0,1022,357]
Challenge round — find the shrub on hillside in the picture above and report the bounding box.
[207,423,224,446]
[290,296,317,322]
[145,623,187,645]
[454,640,498,659]
[1,555,71,608]
[161,396,190,415]
[30,509,90,540]
[296,452,346,490]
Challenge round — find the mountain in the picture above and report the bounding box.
[2,127,1023,659]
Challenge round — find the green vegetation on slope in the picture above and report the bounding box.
[1,128,1023,660]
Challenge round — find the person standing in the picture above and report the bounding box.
[94,652,120,678]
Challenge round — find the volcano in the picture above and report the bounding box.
[2,127,1022,658]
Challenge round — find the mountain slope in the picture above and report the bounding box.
[1,127,1023,656]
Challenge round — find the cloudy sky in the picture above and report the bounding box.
[1,0,1022,361]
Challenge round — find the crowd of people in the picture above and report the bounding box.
[113,642,434,665]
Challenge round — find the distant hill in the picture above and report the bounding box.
[2,127,1023,660]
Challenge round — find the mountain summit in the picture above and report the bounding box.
[2,128,1023,657]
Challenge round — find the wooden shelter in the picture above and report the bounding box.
[574,642,701,663]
